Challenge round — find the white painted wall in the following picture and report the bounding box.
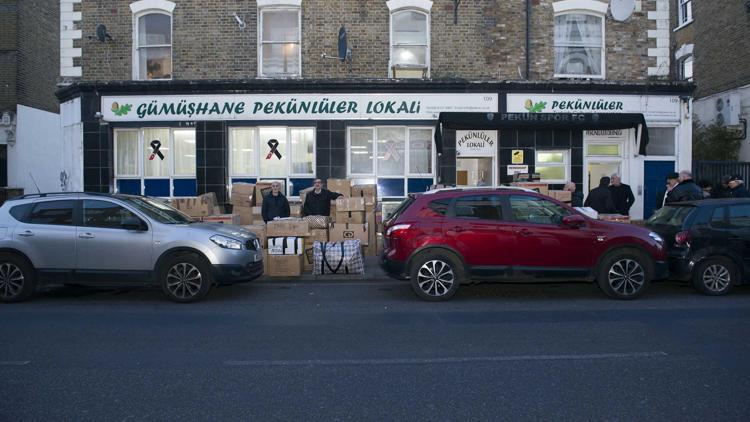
[60,98,84,191]
[8,105,62,192]
[694,84,750,161]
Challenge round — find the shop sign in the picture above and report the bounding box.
[511,149,524,164]
[506,94,681,122]
[507,164,528,176]
[456,130,496,157]
[101,93,498,122]
[584,129,629,141]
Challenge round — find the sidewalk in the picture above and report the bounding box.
[257,256,394,283]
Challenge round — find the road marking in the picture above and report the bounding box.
[225,351,667,367]
[0,361,30,366]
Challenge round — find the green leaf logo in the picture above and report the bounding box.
[523,99,546,113]
[111,102,132,116]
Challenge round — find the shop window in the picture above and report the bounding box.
[258,1,301,77]
[388,1,431,78]
[229,126,315,178]
[645,127,676,156]
[290,128,314,174]
[377,127,407,176]
[143,128,171,177]
[348,126,434,178]
[409,128,432,174]
[230,128,257,176]
[130,1,175,80]
[553,2,605,79]
[535,150,569,183]
[350,128,375,174]
[115,130,140,177]
[677,0,692,27]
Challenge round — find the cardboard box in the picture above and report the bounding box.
[234,205,254,225]
[351,184,377,205]
[268,237,304,255]
[335,197,365,212]
[329,222,369,246]
[171,192,217,217]
[290,204,302,217]
[306,228,329,244]
[254,182,274,206]
[511,182,549,197]
[230,182,255,207]
[327,179,351,197]
[266,218,310,237]
[243,224,267,248]
[252,206,263,222]
[267,254,303,277]
[548,190,572,203]
[336,210,366,224]
[202,214,241,225]
[329,200,338,222]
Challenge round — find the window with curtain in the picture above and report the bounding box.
[290,128,314,175]
[377,127,406,176]
[390,10,429,77]
[259,127,288,177]
[554,13,604,78]
[173,129,196,176]
[678,0,692,26]
[260,9,300,77]
[135,13,172,80]
[115,130,140,177]
[230,128,257,176]
[350,128,375,175]
[348,126,434,177]
[535,150,569,183]
[409,128,432,175]
[143,128,171,177]
[115,128,196,179]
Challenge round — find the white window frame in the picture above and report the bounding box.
[644,125,678,158]
[257,1,302,78]
[585,142,623,158]
[387,0,432,78]
[347,126,435,178]
[535,149,570,184]
[677,0,693,28]
[228,126,316,178]
[130,0,175,81]
[552,0,606,80]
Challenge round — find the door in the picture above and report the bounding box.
[505,195,595,273]
[456,157,494,186]
[14,200,78,272]
[644,161,675,219]
[76,199,153,276]
[443,194,514,269]
[587,162,621,193]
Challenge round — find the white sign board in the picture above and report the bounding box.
[507,164,529,176]
[583,129,630,142]
[456,130,497,157]
[507,94,681,122]
[102,93,499,122]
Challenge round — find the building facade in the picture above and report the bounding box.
[54,0,693,219]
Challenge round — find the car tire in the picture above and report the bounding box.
[596,249,652,300]
[409,251,464,301]
[0,253,36,303]
[159,253,213,303]
[692,257,736,296]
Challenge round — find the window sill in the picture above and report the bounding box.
[553,74,604,80]
[673,19,693,32]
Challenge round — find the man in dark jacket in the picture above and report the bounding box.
[564,182,583,207]
[656,172,679,211]
[301,178,343,217]
[665,170,704,204]
[261,181,290,222]
[608,173,635,216]
[727,175,750,198]
[584,176,617,214]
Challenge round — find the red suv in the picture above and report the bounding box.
[381,188,668,301]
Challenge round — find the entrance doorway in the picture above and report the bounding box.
[456,157,493,186]
[587,162,621,192]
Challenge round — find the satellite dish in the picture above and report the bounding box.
[96,24,113,42]
[610,0,635,22]
[338,26,348,63]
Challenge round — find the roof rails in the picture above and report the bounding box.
[7,191,113,201]
[422,185,537,194]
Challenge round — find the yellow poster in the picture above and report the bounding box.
[512,150,524,164]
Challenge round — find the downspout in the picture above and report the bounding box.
[525,0,531,79]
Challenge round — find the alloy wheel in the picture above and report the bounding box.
[701,264,731,293]
[0,263,25,300]
[417,260,455,297]
[166,263,203,300]
[608,259,645,297]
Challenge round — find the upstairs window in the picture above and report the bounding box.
[554,13,604,78]
[387,1,432,78]
[258,1,301,77]
[130,1,175,80]
[678,0,692,27]
[679,55,693,81]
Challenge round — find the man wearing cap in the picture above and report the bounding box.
[665,170,703,204]
[727,175,750,198]
[656,172,679,210]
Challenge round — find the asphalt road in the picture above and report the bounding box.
[2,279,750,421]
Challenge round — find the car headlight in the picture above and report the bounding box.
[210,235,243,250]
[648,232,664,244]
[254,239,261,250]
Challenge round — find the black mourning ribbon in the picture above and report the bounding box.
[265,139,282,160]
[149,140,165,161]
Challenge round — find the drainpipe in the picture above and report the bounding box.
[526,0,531,79]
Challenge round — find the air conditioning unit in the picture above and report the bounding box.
[714,93,741,126]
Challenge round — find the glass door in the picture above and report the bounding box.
[456,157,494,187]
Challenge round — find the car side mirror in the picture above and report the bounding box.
[562,214,586,228]
[122,217,146,231]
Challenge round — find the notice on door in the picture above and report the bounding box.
[507,164,529,176]
[511,149,524,164]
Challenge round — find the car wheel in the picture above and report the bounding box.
[159,254,213,303]
[693,257,736,296]
[409,251,463,301]
[0,253,36,303]
[597,249,652,300]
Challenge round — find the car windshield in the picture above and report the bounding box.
[647,205,694,227]
[118,196,193,224]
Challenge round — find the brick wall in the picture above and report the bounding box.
[80,0,659,82]
[16,0,59,113]
[0,1,18,113]
[693,1,750,98]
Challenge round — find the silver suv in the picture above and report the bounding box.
[0,193,263,303]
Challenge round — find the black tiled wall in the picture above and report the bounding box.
[316,120,346,180]
[197,121,228,204]
[82,92,112,193]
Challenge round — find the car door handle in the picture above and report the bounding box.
[17,230,34,237]
[78,233,95,239]
[451,226,464,233]
[516,228,532,236]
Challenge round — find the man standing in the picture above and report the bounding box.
[564,182,583,207]
[727,175,750,198]
[656,172,679,210]
[584,176,617,214]
[666,170,703,204]
[608,173,635,216]
[301,178,343,217]
[261,181,290,222]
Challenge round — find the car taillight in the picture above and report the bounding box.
[386,224,411,236]
[674,231,691,247]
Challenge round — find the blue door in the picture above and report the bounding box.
[643,161,675,219]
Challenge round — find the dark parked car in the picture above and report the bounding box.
[646,198,750,295]
[381,187,668,301]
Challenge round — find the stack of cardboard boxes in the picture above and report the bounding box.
[265,219,310,276]
[170,192,242,224]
